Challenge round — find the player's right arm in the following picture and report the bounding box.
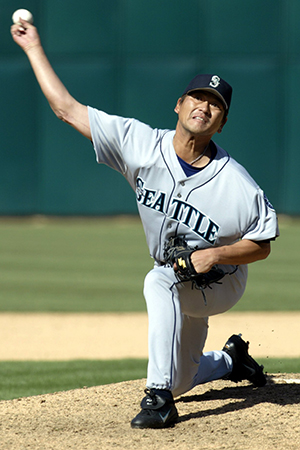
[11,20,91,140]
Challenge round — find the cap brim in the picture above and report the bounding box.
[185,87,228,110]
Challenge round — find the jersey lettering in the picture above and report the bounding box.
[170,198,219,244]
[136,177,166,212]
[136,177,220,244]
[152,193,166,212]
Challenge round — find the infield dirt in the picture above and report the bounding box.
[0,312,300,449]
[0,311,299,360]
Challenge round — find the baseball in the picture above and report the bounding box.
[12,9,34,25]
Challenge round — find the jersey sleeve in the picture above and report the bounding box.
[87,107,162,184]
[88,107,132,174]
[242,188,279,241]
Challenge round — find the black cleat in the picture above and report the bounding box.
[222,334,267,387]
[131,389,178,429]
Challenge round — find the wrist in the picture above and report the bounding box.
[24,41,42,55]
[198,247,223,267]
[209,246,231,266]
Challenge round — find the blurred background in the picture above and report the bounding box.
[0,0,299,216]
[0,1,300,400]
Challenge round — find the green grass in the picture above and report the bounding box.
[260,358,300,375]
[0,215,299,401]
[0,214,298,311]
[232,215,300,311]
[0,216,152,312]
[0,359,148,401]
[0,358,298,401]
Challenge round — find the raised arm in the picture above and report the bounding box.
[11,19,91,140]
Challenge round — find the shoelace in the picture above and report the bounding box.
[144,389,158,406]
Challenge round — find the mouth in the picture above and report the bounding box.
[191,108,208,122]
[192,115,207,124]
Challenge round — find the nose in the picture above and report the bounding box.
[199,100,210,113]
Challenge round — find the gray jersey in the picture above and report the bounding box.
[88,106,279,397]
[88,107,278,266]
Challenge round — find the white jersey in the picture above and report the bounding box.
[88,107,278,264]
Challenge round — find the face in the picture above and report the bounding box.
[174,90,227,138]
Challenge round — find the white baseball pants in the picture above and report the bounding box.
[144,264,247,397]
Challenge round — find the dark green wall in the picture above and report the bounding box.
[1,1,299,214]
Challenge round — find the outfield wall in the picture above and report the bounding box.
[1,1,300,215]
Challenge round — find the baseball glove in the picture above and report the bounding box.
[163,236,226,290]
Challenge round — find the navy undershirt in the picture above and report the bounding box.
[177,144,217,177]
[176,156,203,177]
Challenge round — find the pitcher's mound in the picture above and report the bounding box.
[1,374,300,449]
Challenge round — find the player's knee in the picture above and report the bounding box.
[143,269,158,296]
[143,267,176,299]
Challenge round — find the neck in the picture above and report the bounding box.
[173,132,212,167]
[189,143,210,165]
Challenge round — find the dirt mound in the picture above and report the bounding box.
[1,374,300,450]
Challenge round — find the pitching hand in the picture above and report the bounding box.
[190,248,216,274]
[11,19,41,53]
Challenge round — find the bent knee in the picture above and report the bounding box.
[143,266,178,298]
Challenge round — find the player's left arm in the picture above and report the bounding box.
[190,239,271,274]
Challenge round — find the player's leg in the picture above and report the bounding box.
[142,264,247,390]
[167,266,249,397]
[131,265,184,428]
[171,315,233,398]
[131,265,237,428]
[143,266,183,391]
[131,265,252,428]
[172,268,266,394]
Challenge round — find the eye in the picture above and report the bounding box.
[190,93,203,101]
[211,101,223,110]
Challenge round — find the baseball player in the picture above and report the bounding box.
[11,20,279,429]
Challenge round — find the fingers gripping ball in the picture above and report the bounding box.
[12,9,34,25]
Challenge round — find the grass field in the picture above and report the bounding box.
[0,357,299,401]
[0,359,148,401]
[0,215,299,400]
[0,214,299,312]
[233,215,300,311]
[0,216,152,312]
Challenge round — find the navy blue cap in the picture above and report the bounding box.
[182,74,233,111]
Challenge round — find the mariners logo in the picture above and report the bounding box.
[209,75,221,88]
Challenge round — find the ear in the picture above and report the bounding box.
[174,98,182,114]
[217,116,228,133]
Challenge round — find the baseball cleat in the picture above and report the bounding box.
[131,389,178,429]
[222,334,267,387]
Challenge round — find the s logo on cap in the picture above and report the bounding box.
[209,75,221,88]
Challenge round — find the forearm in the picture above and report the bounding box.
[25,44,74,119]
[11,21,91,139]
[211,239,270,265]
[191,239,271,273]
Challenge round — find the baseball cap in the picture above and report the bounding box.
[182,74,233,111]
